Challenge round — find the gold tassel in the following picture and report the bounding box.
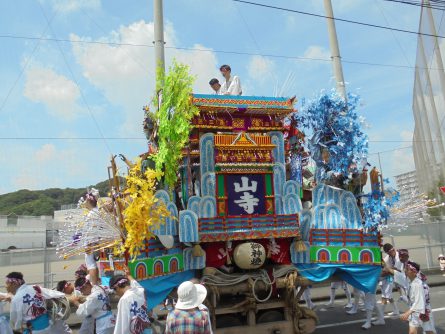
[192,244,205,257]
[294,239,307,252]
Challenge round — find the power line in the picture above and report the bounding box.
[382,0,445,10]
[2,33,445,71]
[232,0,445,39]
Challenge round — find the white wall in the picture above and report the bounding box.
[0,216,50,249]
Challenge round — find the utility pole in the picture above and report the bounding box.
[323,0,347,100]
[154,0,165,78]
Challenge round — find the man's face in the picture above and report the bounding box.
[81,283,92,296]
[211,83,221,93]
[386,248,396,258]
[114,286,125,297]
[64,282,74,295]
[405,266,416,280]
[220,69,230,79]
[5,281,17,294]
[400,254,409,263]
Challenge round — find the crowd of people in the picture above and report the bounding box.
[301,243,438,333]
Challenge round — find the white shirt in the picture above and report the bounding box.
[220,75,242,95]
[114,280,151,334]
[10,284,64,333]
[408,277,426,314]
[76,285,115,332]
[383,251,400,270]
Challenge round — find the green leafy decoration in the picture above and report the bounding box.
[152,61,199,188]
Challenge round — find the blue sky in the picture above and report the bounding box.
[0,0,424,194]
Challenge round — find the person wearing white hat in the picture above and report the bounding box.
[165,281,212,334]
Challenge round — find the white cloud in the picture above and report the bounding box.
[24,66,82,119]
[35,143,56,162]
[391,148,415,177]
[400,130,413,142]
[72,20,219,136]
[303,45,331,61]
[247,55,276,83]
[47,0,100,13]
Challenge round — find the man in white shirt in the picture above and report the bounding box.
[386,261,436,334]
[6,272,68,334]
[72,275,115,334]
[381,243,400,315]
[110,269,151,334]
[219,65,242,96]
[209,78,222,95]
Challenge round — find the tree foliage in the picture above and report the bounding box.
[0,179,116,216]
[152,61,199,188]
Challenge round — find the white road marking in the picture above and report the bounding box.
[316,307,445,329]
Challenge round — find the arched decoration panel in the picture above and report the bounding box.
[324,204,342,230]
[201,172,216,198]
[359,249,374,264]
[340,192,362,229]
[283,193,302,215]
[316,248,330,262]
[187,196,201,216]
[166,202,179,235]
[153,260,164,276]
[154,190,170,206]
[179,210,199,243]
[325,186,341,205]
[136,262,147,279]
[268,131,285,164]
[169,257,179,273]
[337,248,352,262]
[312,205,326,229]
[200,133,215,177]
[283,180,301,197]
[199,196,217,218]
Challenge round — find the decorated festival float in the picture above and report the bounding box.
[57,62,398,334]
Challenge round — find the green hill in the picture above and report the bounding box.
[0,180,113,216]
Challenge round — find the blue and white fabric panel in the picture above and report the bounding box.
[268,131,285,164]
[183,247,206,270]
[179,210,199,243]
[200,133,215,177]
[199,196,217,218]
[324,204,342,230]
[201,172,216,198]
[312,204,326,229]
[165,202,178,235]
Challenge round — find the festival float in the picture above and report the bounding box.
[57,60,395,334]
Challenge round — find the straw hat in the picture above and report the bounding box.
[175,281,207,310]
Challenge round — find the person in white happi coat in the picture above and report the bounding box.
[219,64,242,96]
[6,272,69,334]
[361,289,386,330]
[0,291,13,334]
[380,243,401,315]
[110,268,152,334]
[385,261,436,334]
[72,271,115,334]
[57,280,94,334]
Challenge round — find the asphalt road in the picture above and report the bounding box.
[313,285,445,334]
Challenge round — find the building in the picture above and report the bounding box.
[394,170,420,203]
[412,1,445,195]
[0,214,52,249]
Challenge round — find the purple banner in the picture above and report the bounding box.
[226,174,266,216]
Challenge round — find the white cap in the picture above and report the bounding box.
[438,254,444,259]
[175,281,207,310]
